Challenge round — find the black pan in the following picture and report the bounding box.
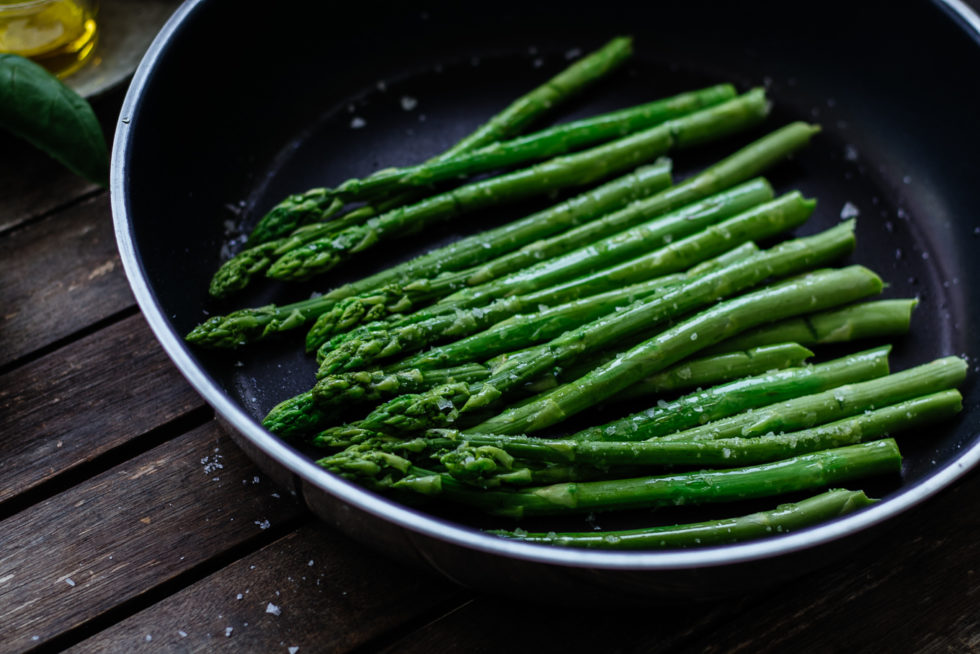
[111,0,980,600]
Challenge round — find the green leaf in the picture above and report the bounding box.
[0,53,108,186]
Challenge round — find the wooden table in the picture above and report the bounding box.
[3,70,980,654]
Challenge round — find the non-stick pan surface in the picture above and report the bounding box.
[112,0,980,600]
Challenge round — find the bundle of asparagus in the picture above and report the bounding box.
[187,38,965,550]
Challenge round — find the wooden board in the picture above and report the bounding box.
[0,192,134,367]
[0,421,305,651]
[0,314,204,506]
[68,523,458,653]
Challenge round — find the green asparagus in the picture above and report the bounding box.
[193,161,672,343]
[390,439,903,518]
[701,299,919,354]
[472,265,882,435]
[246,36,637,244]
[321,232,864,438]
[489,488,876,548]
[314,190,808,374]
[657,356,967,442]
[265,90,769,283]
[306,177,774,346]
[573,346,892,442]
[424,389,961,471]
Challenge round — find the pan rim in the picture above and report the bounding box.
[110,0,980,573]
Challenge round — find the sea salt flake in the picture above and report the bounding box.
[225,627,234,637]
[266,602,282,616]
[840,202,860,219]
[65,578,76,587]
[255,520,271,530]
[350,116,366,129]
[289,647,300,654]
[400,96,418,111]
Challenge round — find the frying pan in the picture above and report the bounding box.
[111,0,980,600]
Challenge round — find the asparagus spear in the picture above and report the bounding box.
[443,36,635,156]
[345,116,821,331]
[424,389,961,471]
[246,36,637,245]
[431,190,815,320]
[277,343,808,442]
[472,265,882,435]
[322,233,865,439]
[389,440,903,518]
[330,84,738,206]
[202,116,814,332]
[701,298,919,354]
[306,177,774,346]
[489,488,876,549]
[388,243,764,373]
[315,195,815,375]
[528,340,808,397]
[657,356,967,442]
[311,364,491,411]
[193,161,672,344]
[572,346,892,442]
[264,91,771,283]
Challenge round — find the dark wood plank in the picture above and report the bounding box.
[0,314,204,505]
[69,523,458,653]
[0,132,99,235]
[377,591,741,654]
[0,421,305,651]
[0,192,134,367]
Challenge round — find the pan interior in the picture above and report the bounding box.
[122,0,980,540]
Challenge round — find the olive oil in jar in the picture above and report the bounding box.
[0,0,98,78]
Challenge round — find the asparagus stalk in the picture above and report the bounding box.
[202,116,815,333]
[246,36,637,244]
[657,356,967,442]
[306,343,811,446]
[315,195,815,376]
[701,298,919,354]
[391,440,903,518]
[306,177,774,346]
[433,191,814,319]
[192,161,672,344]
[529,340,808,397]
[306,83,742,242]
[390,243,763,373]
[264,90,770,283]
[472,265,882,435]
[425,389,961,471]
[330,84,738,206]
[311,364,491,411]
[489,488,876,549]
[285,343,806,443]
[573,346,892,442]
[356,116,821,327]
[322,232,865,439]
[443,37,635,155]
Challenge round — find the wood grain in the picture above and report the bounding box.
[68,523,458,653]
[0,132,99,235]
[0,421,305,652]
[0,314,204,505]
[0,191,134,367]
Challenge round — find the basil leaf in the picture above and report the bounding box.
[0,53,108,186]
